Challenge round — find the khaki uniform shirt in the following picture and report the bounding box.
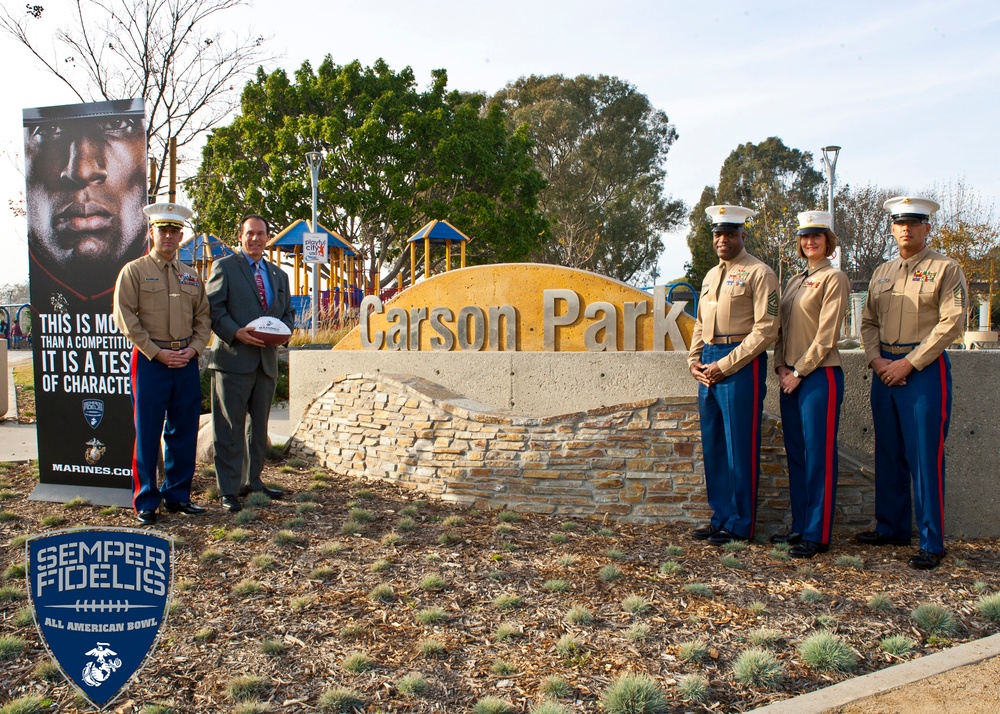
[113,250,211,361]
[860,246,968,371]
[688,249,779,376]
[774,259,849,376]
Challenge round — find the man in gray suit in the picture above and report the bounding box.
[207,214,295,512]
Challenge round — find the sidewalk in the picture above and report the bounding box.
[0,349,293,464]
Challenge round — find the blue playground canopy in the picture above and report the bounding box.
[177,234,233,264]
[269,219,358,255]
[407,219,470,244]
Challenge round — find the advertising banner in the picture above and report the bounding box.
[27,527,173,709]
[24,99,147,501]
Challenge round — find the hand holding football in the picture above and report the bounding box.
[245,316,291,346]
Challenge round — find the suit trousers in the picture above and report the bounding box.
[698,343,767,539]
[870,351,951,555]
[129,349,201,513]
[779,366,844,545]
[211,365,276,497]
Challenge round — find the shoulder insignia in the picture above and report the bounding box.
[767,290,778,316]
[954,283,966,308]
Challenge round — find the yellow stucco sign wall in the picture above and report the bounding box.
[336,263,695,352]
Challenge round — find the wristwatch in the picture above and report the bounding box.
[792,369,801,378]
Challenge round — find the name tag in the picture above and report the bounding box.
[144,277,159,282]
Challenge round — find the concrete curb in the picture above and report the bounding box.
[751,633,1000,713]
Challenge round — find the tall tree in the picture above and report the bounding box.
[929,178,1000,292]
[0,0,272,197]
[189,58,546,282]
[686,137,823,287]
[834,183,901,284]
[492,74,685,283]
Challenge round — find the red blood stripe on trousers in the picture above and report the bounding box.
[130,347,142,512]
[936,355,947,539]
[749,356,760,537]
[822,367,836,543]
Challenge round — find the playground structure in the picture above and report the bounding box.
[0,304,31,349]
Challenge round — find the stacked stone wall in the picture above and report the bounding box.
[289,373,875,532]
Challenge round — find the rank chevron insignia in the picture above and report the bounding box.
[767,290,779,316]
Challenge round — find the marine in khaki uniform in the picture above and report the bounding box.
[113,202,211,524]
[771,211,850,558]
[688,205,779,545]
[857,196,968,570]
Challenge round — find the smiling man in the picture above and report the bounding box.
[687,205,779,546]
[207,214,295,513]
[24,99,148,312]
[858,196,968,570]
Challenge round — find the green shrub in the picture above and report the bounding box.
[732,648,783,689]
[0,634,26,661]
[835,555,865,569]
[799,587,823,603]
[625,623,650,641]
[911,602,957,635]
[622,594,651,616]
[683,583,712,598]
[490,659,517,675]
[550,533,568,545]
[600,673,668,714]
[720,554,742,569]
[867,594,893,613]
[397,672,428,697]
[317,687,364,713]
[415,606,447,624]
[31,660,60,682]
[493,593,522,610]
[420,574,448,591]
[676,673,710,702]
[599,564,622,582]
[232,579,261,597]
[538,674,571,699]
[341,651,373,673]
[225,674,268,702]
[260,639,286,656]
[531,702,572,714]
[746,628,782,647]
[555,634,582,657]
[418,638,446,657]
[543,579,570,593]
[0,696,51,714]
[797,631,857,672]
[497,510,522,523]
[472,697,514,714]
[678,640,708,663]
[976,593,1000,622]
[565,605,594,625]
[880,634,916,656]
[658,561,681,576]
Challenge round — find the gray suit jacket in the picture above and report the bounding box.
[207,252,294,378]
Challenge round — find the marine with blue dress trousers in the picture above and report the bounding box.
[113,202,211,525]
[857,196,968,570]
[772,211,850,559]
[688,205,779,545]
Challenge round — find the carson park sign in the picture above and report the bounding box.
[337,264,696,352]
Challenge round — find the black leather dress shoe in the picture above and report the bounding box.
[220,495,243,512]
[769,531,803,545]
[691,524,721,541]
[908,549,944,570]
[789,540,829,558]
[239,485,285,500]
[707,529,749,546]
[856,530,911,547]
[136,510,157,525]
[163,501,207,515]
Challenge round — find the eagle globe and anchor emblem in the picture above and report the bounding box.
[82,642,123,686]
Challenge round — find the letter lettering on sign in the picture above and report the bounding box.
[488,305,517,351]
[622,301,648,351]
[385,308,408,350]
[457,306,485,351]
[653,286,688,351]
[584,301,618,352]
[429,307,455,351]
[360,295,384,350]
[543,289,580,351]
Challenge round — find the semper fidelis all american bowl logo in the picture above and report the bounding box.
[26,527,173,710]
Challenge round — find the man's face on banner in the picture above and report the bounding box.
[25,116,147,276]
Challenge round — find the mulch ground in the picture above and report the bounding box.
[2,456,1000,713]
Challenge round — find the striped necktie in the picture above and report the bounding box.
[254,262,268,311]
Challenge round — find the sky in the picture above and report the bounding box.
[2,0,999,290]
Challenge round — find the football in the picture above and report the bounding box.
[245,316,291,346]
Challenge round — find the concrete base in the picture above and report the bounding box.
[28,483,133,508]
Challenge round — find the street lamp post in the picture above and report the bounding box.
[821,145,841,270]
[305,151,324,339]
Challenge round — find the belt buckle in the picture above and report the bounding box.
[170,340,183,350]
